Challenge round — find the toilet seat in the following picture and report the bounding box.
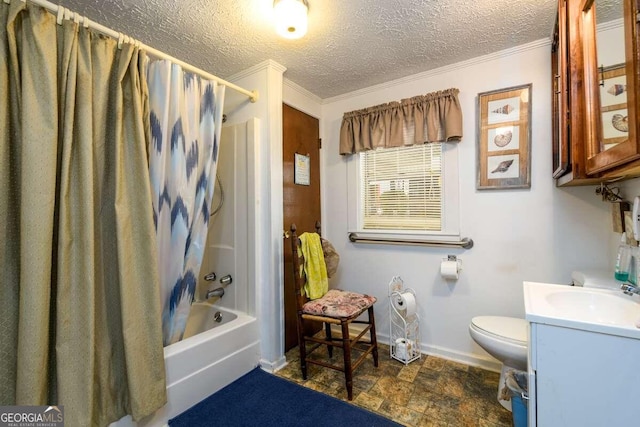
[470,316,527,346]
[469,315,529,412]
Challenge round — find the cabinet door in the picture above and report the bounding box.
[583,0,640,175]
[558,0,593,182]
[552,2,570,178]
[535,324,639,426]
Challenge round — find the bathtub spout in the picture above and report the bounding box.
[206,287,225,299]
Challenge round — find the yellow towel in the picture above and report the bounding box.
[298,232,329,300]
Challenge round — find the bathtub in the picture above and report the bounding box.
[111,302,259,426]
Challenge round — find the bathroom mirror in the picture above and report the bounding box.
[582,0,640,174]
[595,0,625,152]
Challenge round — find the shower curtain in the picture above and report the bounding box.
[147,61,226,346]
[0,2,166,426]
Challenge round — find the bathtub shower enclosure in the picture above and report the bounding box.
[112,119,260,427]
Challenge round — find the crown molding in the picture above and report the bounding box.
[283,78,323,104]
[226,59,287,82]
[321,37,551,104]
[597,17,624,32]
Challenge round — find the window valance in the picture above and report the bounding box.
[339,88,463,155]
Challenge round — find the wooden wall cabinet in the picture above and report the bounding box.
[552,1,570,179]
[554,0,640,186]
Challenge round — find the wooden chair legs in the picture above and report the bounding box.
[297,316,308,380]
[341,308,379,400]
[341,321,354,400]
[325,322,334,358]
[289,222,379,401]
[297,314,379,401]
[368,306,379,367]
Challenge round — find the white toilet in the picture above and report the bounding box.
[469,269,620,410]
[468,315,528,410]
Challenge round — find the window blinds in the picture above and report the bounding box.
[360,144,442,231]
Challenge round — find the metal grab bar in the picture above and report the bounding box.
[348,233,474,249]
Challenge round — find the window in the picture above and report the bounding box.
[347,143,459,239]
[360,144,442,231]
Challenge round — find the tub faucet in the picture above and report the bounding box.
[206,287,225,299]
[621,283,640,296]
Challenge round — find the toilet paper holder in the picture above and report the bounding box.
[388,276,421,365]
[440,255,462,280]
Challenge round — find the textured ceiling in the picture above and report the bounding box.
[54,0,620,99]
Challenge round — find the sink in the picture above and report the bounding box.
[524,281,640,339]
[545,290,639,326]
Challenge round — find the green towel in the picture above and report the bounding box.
[298,232,329,300]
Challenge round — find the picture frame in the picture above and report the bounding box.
[599,64,628,149]
[294,152,310,186]
[476,83,532,190]
[600,63,626,108]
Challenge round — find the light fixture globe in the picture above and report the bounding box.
[274,0,308,39]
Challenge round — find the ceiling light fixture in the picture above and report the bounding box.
[274,0,308,39]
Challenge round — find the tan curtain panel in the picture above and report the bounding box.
[339,88,463,155]
[0,2,166,426]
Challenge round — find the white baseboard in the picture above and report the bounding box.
[326,324,502,373]
[377,332,502,372]
[260,355,287,373]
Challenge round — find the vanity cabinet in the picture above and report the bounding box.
[553,0,640,186]
[528,322,640,426]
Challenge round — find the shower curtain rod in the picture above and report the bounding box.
[15,0,259,103]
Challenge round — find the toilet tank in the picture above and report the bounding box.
[571,269,619,289]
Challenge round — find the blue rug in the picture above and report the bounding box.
[169,367,402,427]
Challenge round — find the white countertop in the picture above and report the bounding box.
[523,281,640,340]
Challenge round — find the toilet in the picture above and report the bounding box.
[468,315,528,410]
[469,269,619,410]
[571,268,619,290]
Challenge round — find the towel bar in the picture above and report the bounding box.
[348,233,474,249]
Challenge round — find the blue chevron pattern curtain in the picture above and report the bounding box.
[147,60,226,346]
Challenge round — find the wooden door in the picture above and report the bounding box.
[282,104,321,352]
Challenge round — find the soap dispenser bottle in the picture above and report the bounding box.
[615,234,631,282]
[629,244,638,286]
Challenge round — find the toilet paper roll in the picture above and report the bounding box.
[395,338,415,361]
[440,260,460,280]
[392,292,417,317]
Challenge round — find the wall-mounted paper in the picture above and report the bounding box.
[294,153,310,186]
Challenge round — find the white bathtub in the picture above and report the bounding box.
[112,302,259,427]
[182,302,239,339]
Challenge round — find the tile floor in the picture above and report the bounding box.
[275,343,513,427]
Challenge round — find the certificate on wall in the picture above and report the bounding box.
[294,153,310,186]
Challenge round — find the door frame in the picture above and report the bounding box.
[279,93,324,360]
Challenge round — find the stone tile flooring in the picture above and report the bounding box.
[275,343,513,427]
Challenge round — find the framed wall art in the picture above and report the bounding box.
[476,83,532,190]
[599,64,628,149]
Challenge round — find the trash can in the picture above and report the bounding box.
[504,369,528,427]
